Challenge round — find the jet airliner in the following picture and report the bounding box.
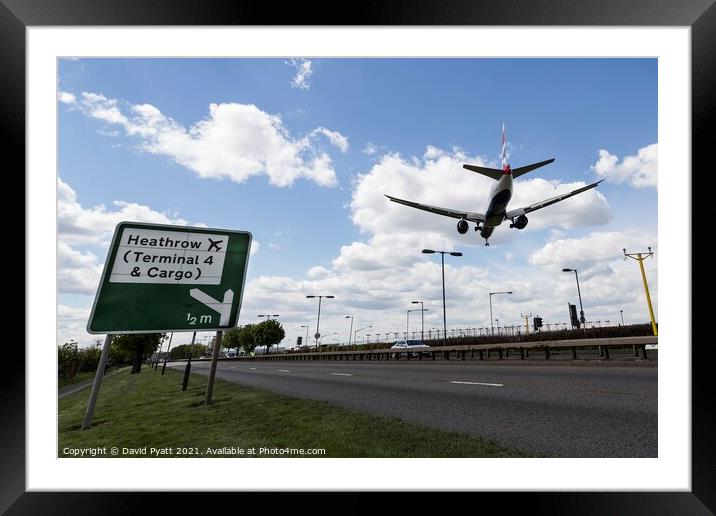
[386,125,603,246]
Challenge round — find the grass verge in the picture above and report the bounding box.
[59,367,531,458]
[58,371,97,389]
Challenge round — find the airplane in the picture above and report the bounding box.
[385,125,604,246]
[207,238,223,252]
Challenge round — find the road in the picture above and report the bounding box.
[168,360,657,457]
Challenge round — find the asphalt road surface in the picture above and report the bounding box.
[168,360,657,457]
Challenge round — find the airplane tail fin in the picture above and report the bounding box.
[463,124,554,180]
[462,123,511,181]
[511,158,555,178]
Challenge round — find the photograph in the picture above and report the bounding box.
[55,56,659,459]
[8,9,710,511]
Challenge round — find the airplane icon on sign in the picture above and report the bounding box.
[207,238,223,252]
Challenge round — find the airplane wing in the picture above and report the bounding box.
[385,195,486,223]
[505,179,604,219]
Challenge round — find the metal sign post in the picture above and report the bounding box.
[81,334,113,430]
[205,330,223,405]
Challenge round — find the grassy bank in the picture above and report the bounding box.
[58,371,96,389]
[59,367,531,458]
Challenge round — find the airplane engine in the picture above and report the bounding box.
[456,219,469,234]
[512,214,528,230]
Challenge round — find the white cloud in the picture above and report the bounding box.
[58,178,191,245]
[286,58,314,90]
[523,231,658,325]
[57,242,103,295]
[311,127,349,153]
[57,178,201,296]
[591,143,657,188]
[57,305,94,346]
[362,142,379,156]
[58,91,76,104]
[64,91,346,188]
[529,231,656,269]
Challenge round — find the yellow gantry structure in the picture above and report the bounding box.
[623,247,658,336]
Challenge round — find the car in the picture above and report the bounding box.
[390,339,431,358]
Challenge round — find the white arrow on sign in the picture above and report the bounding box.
[189,288,234,326]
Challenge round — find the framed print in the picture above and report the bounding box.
[4,0,713,513]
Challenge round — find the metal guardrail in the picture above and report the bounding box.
[219,336,657,362]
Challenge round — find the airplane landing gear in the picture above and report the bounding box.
[484,241,490,246]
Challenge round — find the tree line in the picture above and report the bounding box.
[58,319,286,381]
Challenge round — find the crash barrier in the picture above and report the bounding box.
[204,336,657,362]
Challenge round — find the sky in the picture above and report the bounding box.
[57,58,658,349]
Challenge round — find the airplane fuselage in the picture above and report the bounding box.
[480,169,513,239]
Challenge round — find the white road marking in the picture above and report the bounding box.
[330,372,353,377]
[450,381,503,387]
[249,367,256,370]
[277,369,290,373]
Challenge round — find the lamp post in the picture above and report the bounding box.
[319,332,338,346]
[422,249,462,340]
[306,295,334,348]
[299,325,309,349]
[345,315,354,347]
[620,310,624,326]
[562,268,586,327]
[407,307,428,341]
[411,301,426,341]
[489,291,512,336]
[354,325,371,345]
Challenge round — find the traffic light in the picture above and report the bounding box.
[533,317,543,331]
[296,336,303,346]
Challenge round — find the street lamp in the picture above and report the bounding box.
[422,249,462,340]
[345,315,354,347]
[318,332,338,346]
[299,325,309,349]
[354,325,372,345]
[407,307,428,341]
[620,310,624,326]
[489,291,512,336]
[562,268,586,327]
[306,295,334,347]
[411,301,426,341]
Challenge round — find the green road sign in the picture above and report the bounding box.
[87,222,252,334]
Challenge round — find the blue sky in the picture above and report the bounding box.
[57,58,658,347]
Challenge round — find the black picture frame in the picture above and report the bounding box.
[3,0,711,513]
